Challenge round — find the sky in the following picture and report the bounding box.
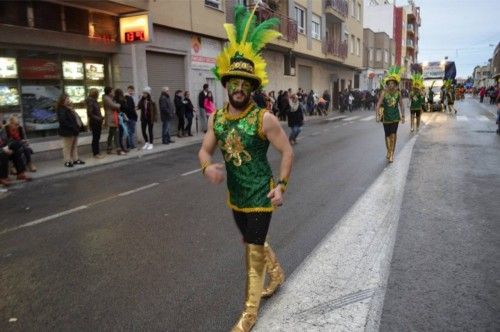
[395,0,499,78]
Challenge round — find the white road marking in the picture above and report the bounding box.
[181,168,201,176]
[361,115,376,121]
[457,115,468,121]
[478,115,490,122]
[255,137,418,332]
[0,205,89,235]
[118,183,159,196]
[326,116,347,121]
[343,116,360,122]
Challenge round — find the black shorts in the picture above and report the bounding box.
[410,109,422,115]
[383,122,399,137]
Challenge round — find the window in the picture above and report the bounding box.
[295,6,306,34]
[356,38,360,56]
[369,48,374,61]
[205,0,222,10]
[376,49,382,61]
[384,50,389,63]
[357,3,362,21]
[33,1,62,31]
[391,54,395,65]
[284,52,296,76]
[350,35,355,54]
[64,6,89,35]
[312,14,321,40]
[350,1,355,17]
[0,1,28,26]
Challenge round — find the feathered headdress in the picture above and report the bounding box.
[212,3,281,89]
[384,66,403,85]
[443,79,453,89]
[411,73,424,89]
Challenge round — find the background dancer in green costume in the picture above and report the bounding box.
[375,67,406,163]
[198,4,294,331]
[410,73,425,132]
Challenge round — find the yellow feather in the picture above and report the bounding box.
[223,24,237,45]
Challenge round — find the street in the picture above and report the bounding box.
[1,97,499,331]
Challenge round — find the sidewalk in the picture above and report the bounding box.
[3,111,350,184]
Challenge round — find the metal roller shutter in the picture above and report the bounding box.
[298,65,312,92]
[146,51,185,137]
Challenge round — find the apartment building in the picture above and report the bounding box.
[360,29,395,91]
[241,0,363,109]
[363,0,420,86]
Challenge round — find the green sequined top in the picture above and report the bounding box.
[213,103,274,212]
[382,91,401,123]
[410,91,425,110]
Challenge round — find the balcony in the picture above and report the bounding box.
[406,39,414,48]
[407,24,415,34]
[252,5,298,43]
[323,39,348,60]
[325,0,348,22]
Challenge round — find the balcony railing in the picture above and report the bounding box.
[323,39,348,59]
[407,24,414,33]
[406,40,414,48]
[251,5,298,43]
[325,0,349,18]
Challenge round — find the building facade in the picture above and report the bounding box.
[360,29,395,91]
[0,0,365,151]
[363,0,420,86]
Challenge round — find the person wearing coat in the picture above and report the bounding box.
[174,90,185,137]
[4,115,36,171]
[137,86,157,150]
[286,94,304,145]
[57,93,85,167]
[183,91,195,136]
[103,86,121,154]
[86,88,104,158]
[159,87,175,144]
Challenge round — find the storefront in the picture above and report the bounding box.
[0,48,110,139]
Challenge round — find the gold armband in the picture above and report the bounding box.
[201,161,211,174]
[277,178,288,192]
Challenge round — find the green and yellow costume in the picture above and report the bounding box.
[213,103,274,212]
[382,91,402,123]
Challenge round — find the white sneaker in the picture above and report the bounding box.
[147,144,153,150]
[142,143,149,150]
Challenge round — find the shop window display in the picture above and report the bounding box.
[0,57,17,79]
[63,61,84,80]
[21,85,61,132]
[85,63,104,81]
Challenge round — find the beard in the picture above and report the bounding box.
[228,92,251,109]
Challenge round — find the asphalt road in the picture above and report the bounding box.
[1,97,498,331]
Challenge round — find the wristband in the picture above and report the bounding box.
[201,161,211,174]
[277,178,288,192]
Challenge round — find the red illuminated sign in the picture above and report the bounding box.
[124,31,145,43]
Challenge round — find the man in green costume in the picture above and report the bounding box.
[375,66,406,163]
[198,4,294,331]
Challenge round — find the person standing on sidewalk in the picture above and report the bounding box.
[198,6,292,331]
[375,67,405,163]
[159,87,175,144]
[56,93,85,167]
[198,83,209,133]
[203,90,216,119]
[138,87,157,150]
[183,91,195,136]
[125,85,138,150]
[409,74,425,132]
[174,90,185,137]
[103,87,121,154]
[86,88,104,158]
[113,88,129,155]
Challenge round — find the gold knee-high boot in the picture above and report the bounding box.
[385,136,391,160]
[262,242,285,298]
[410,114,415,131]
[232,244,266,332]
[416,113,421,130]
[389,133,397,163]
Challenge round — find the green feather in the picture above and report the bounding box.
[249,17,280,51]
[235,5,256,43]
[211,66,220,80]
